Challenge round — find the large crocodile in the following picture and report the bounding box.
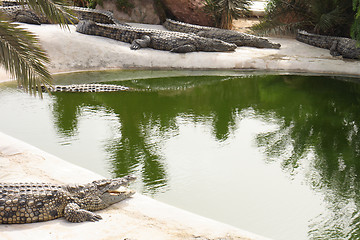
[76,20,237,53]
[163,19,281,49]
[0,175,136,223]
[0,3,126,25]
[296,30,360,59]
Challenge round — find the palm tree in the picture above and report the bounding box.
[204,0,250,29]
[0,0,72,96]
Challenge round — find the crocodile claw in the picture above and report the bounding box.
[130,43,140,50]
[88,213,103,222]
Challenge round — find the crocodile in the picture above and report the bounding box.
[67,6,127,25]
[0,175,136,224]
[76,20,237,53]
[0,5,45,24]
[42,84,131,92]
[0,3,126,25]
[296,30,360,59]
[163,19,281,49]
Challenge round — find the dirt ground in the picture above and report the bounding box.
[233,18,261,33]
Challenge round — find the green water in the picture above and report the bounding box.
[1,72,360,240]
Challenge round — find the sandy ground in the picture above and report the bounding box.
[1,22,360,83]
[233,18,260,33]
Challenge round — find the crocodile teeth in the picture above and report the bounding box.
[108,190,121,196]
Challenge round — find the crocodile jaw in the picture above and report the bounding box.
[102,187,135,205]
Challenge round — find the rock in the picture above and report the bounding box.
[96,0,161,24]
[95,0,212,26]
[161,0,213,26]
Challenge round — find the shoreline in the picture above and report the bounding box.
[1,23,360,83]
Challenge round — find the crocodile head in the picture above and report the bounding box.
[67,175,137,210]
[92,175,136,207]
[92,175,137,192]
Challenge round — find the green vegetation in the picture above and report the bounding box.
[253,0,360,40]
[203,0,250,29]
[352,0,360,41]
[0,0,71,95]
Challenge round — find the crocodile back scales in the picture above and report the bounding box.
[0,183,69,223]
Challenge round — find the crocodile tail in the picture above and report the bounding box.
[296,30,336,50]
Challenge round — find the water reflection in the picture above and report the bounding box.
[52,93,85,137]
[255,76,360,239]
[49,74,360,239]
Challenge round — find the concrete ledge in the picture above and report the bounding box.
[0,132,271,240]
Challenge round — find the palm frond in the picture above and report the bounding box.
[0,0,74,96]
[0,18,52,96]
[314,6,343,34]
[19,0,75,28]
[253,0,355,37]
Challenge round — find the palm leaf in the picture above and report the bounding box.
[311,0,352,35]
[315,7,342,34]
[254,0,355,37]
[20,0,75,28]
[0,0,74,96]
[0,18,52,96]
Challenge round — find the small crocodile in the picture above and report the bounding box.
[43,84,131,92]
[76,20,237,53]
[0,175,136,223]
[296,30,360,59]
[163,19,281,49]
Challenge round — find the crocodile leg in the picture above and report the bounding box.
[330,40,340,56]
[130,35,151,50]
[170,44,196,53]
[64,203,103,223]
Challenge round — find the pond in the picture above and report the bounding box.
[1,71,360,240]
